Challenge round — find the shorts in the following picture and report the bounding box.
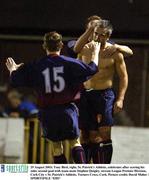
[78,89,116,130]
[38,103,80,141]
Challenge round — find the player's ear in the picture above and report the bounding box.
[60,41,64,49]
[107,33,111,41]
[42,42,46,50]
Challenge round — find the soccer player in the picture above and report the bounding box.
[76,20,128,164]
[74,15,133,57]
[6,31,100,164]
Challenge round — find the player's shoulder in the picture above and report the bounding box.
[113,51,124,62]
[38,55,79,66]
[60,55,82,65]
[105,42,124,59]
[113,51,124,57]
[60,55,86,67]
[60,55,77,62]
[106,42,113,47]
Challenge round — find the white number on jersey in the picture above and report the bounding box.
[42,66,65,93]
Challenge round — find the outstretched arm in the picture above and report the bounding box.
[6,57,24,75]
[5,57,31,87]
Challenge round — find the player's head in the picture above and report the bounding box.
[42,31,63,53]
[94,19,113,43]
[85,15,102,29]
[7,90,22,108]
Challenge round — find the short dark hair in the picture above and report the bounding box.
[99,20,113,36]
[43,31,63,51]
[85,15,102,28]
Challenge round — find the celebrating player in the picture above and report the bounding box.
[74,15,133,57]
[6,31,100,164]
[76,20,128,164]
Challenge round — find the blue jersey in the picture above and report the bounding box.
[19,100,38,115]
[5,100,38,118]
[66,40,77,58]
[10,55,98,107]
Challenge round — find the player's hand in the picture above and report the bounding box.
[6,57,24,73]
[102,45,117,58]
[113,99,123,114]
[92,41,101,53]
[87,21,101,42]
[91,42,101,66]
[88,20,100,30]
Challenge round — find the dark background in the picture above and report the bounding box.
[0,0,149,127]
[0,0,149,38]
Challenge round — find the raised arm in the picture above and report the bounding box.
[6,57,24,75]
[73,27,94,53]
[73,20,101,54]
[114,52,128,113]
[79,41,100,66]
[6,57,31,87]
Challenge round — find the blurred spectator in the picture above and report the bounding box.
[5,89,38,119]
[0,104,8,117]
[0,90,8,117]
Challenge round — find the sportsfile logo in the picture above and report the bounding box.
[6,164,28,173]
[0,164,28,173]
[0,165,5,173]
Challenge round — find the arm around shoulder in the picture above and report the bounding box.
[115,44,133,57]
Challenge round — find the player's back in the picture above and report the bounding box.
[10,54,98,107]
[32,55,84,106]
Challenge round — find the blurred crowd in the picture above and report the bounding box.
[0,86,38,120]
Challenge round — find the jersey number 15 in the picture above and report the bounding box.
[42,66,65,93]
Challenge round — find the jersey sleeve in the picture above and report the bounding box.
[69,58,98,84]
[66,40,78,58]
[19,101,39,118]
[10,63,33,87]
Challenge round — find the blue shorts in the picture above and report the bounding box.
[78,89,116,130]
[38,103,80,141]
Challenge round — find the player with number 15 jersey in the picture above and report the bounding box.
[6,31,99,163]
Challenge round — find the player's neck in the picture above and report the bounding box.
[47,50,60,56]
[101,42,107,50]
